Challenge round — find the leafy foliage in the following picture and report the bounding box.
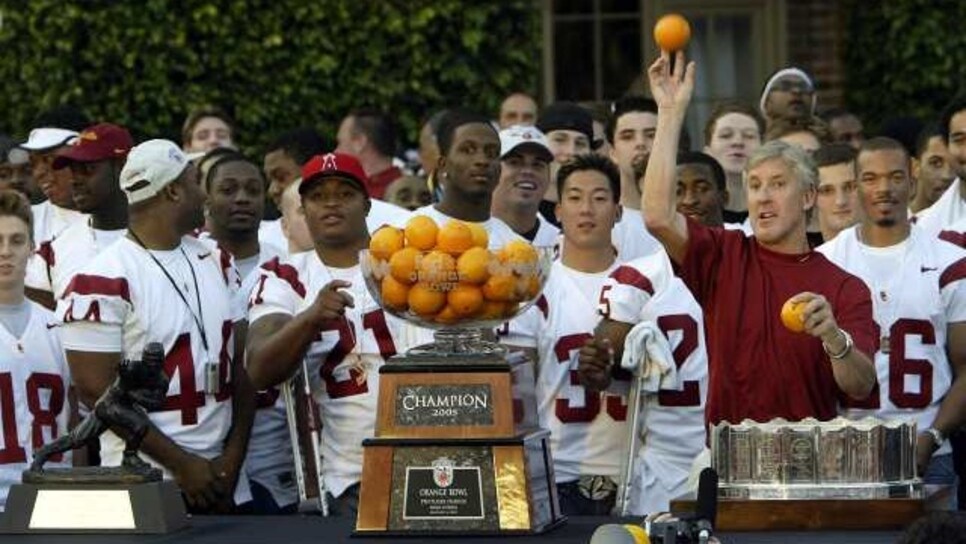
[843,0,966,130]
[0,0,540,152]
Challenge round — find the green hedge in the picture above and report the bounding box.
[0,0,541,152]
[844,0,966,130]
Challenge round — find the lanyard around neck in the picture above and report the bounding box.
[128,230,210,353]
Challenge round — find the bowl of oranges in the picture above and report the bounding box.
[362,215,553,340]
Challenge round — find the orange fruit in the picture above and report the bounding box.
[389,246,420,284]
[435,305,461,325]
[780,298,807,333]
[369,226,404,260]
[367,252,387,281]
[447,283,484,317]
[456,247,492,285]
[467,222,489,248]
[437,221,475,256]
[479,300,507,320]
[499,240,539,274]
[654,14,691,51]
[416,250,457,287]
[408,282,446,317]
[381,276,410,311]
[522,275,542,299]
[482,273,517,302]
[405,215,438,250]
[502,302,521,318]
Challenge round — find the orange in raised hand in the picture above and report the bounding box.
[654,14,691,51]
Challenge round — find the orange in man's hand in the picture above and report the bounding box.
[780,298,807,333]
[654,14,691,51]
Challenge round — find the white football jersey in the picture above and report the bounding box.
[248,252,432,497]
[612,206,662,261]
[368,198,413,232]
[599,251,709,515]
[57,236,241,470]
[818,226,966,454]
[916,178,966,236]
[532,215,561,248]
[30,201,86,247]
[498,260,629,483]
[25,220,125,298]
[412,205,524,249]
[258,219,288,254]
[0,302,72,510]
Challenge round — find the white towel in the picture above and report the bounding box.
[620,320,679,392]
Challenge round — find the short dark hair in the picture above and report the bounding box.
[349,109,398,158]
[813,143,857,168]
[939,94,966,145]
[181,104,235,147]
[677,152,726,192]
[858,136,909,163]
[32,106,90,132]
[914,122,944,158]
[556,154,621,203]
[0,189,33,240]
[897,512,966,544]
[265,127,327,166]
[202,150,265,192]
[606,96,658,145]
[819,107,855,124]
[704,101,766,146]
[437,109,495,157]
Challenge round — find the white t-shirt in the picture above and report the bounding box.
[917,178,966,236]
[57,237,244,478]
[498,260,629,483]
[613,206,662,261]
[248,252,432,497]
[30,201,86,247]
[25,220,126,298]
[412,205,524,249]
[599,251,709,515]
[0,302,72,510]
[818,226,966,455]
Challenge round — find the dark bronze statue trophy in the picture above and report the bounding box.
[28,342,169,482]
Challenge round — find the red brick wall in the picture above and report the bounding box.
[785,0,847,112]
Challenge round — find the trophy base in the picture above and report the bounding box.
[0,480,187,534]
[355,431,565,535]
[671,484,951,531]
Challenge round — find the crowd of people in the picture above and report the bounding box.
[0,49,965,521]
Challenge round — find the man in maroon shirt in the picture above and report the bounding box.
[582,52,876,425]
[335,109,402,199]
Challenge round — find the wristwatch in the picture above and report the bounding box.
[925,427,946,447]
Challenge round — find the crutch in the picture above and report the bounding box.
[614,349,648,517]
[282,359,330,516]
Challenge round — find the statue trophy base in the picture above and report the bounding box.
[1,467,187,534]
[355,347,565,536]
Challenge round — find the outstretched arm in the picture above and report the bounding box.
[641,50,696,265]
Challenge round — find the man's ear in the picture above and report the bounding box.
[162,181,180,202]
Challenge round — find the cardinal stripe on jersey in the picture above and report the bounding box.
[36,240,56,268]
[63,274,131,303]
[535,294,549,318]
[260,257,306,297]
[939,256,966,290]
[609,265,654,295]
[939,230,966,249]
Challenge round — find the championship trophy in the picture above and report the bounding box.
[354,234,565,536]
[673,417,939,531]
[1,343,188,534]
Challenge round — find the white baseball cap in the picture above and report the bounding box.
[499,125,553,161]
[120,139,190,204]
[20,128,78,152]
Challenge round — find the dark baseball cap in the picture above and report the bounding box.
[52,123,134,169]
[536,102,594,143]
